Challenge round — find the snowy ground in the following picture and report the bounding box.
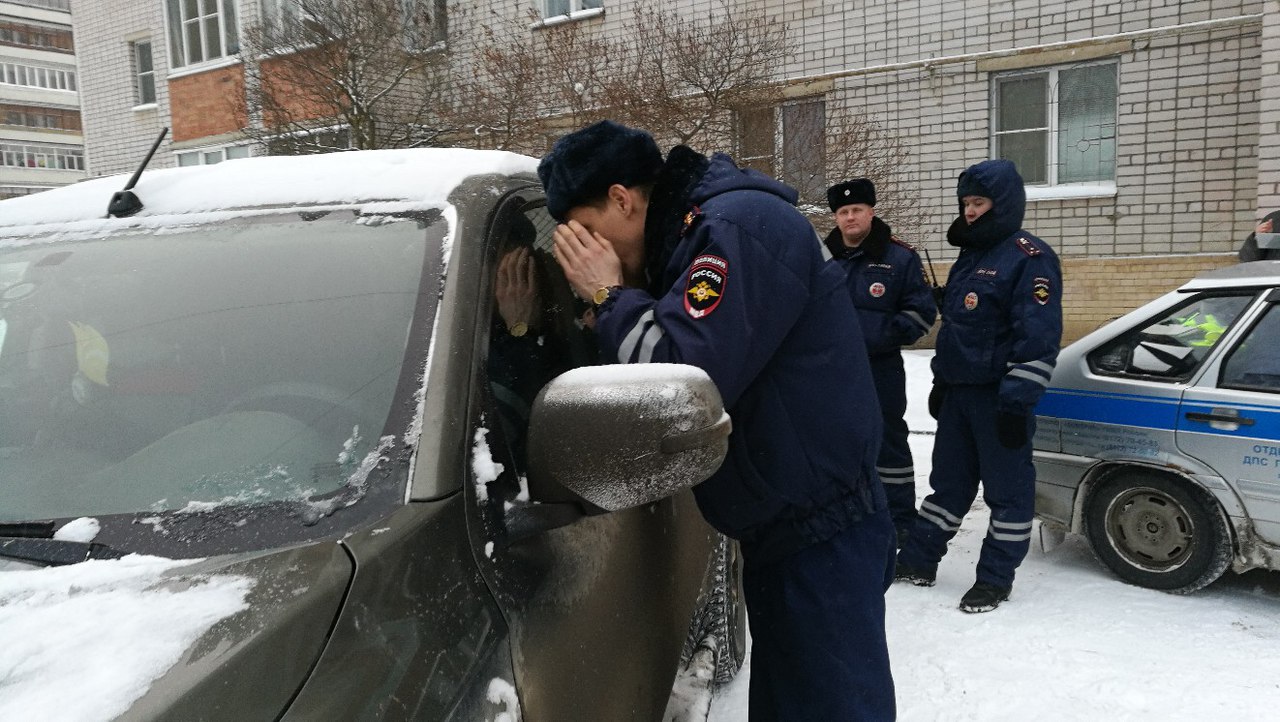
[707,350,1280,721]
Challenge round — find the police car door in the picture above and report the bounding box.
[1176,288,1280,545]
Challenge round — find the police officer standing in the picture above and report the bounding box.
[895,159,1062,613]
[541,120,896,720]
[825,179,937,546]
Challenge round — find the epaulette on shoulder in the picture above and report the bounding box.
[891,235,918,253]
[1015,236,1042,257]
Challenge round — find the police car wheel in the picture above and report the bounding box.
[1084,470,1232,594]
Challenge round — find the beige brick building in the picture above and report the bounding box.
[71,1,1272,340]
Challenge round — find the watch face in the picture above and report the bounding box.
[593,287,610,305]
[509,321,528,337]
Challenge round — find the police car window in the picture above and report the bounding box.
[1087,293,1254,382]
[1220,304,1280,393]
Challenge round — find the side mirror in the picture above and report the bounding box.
[526,364,731,513]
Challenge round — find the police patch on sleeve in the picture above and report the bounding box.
[685,254,728,318]
[1033,276,1052,305]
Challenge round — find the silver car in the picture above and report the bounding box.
[1034,261,1280,593]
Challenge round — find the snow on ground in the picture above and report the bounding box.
[709,349,1280,721]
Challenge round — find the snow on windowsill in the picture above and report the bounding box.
[531,7,605,29]
[1025,183,1117,202]
[130,103,157,112]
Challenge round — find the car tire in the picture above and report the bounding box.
[682,535,747,685]
[1083,470,1233,594]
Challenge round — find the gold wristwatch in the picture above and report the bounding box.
[592,285,620,307]
[508,321,528,337]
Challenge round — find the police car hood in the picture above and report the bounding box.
[958,159,1026,242]
[690,152,800,208]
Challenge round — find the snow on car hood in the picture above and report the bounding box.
[0,555,253,720]
[0,148,540,238]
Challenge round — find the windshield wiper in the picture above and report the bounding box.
[0,522,128,566]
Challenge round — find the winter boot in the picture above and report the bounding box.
[959,582,1011,613]
[893,561,936,587]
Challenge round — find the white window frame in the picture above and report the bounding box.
[990,59,1118,193]
[0,60,76,91]
[538,0,603,24]
[175,143,253,167]
[0,141,84,171]
[165,0,240,69]
[133,40,156,106]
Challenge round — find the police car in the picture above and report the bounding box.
[1034,261,1280,593]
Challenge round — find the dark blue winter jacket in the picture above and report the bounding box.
[824,217,937,356]
[593,147,886,562]
[934,159,1063,414]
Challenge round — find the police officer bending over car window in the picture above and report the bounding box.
[894,159,1063,614]
[540,120,896,721]
[824,178,937,547]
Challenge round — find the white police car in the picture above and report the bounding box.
[1034,261,1280,592]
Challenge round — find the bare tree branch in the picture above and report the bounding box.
[237,0,452,153]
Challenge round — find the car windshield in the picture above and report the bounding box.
[0,209,441,535]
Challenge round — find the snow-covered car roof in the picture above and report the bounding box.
[1181,259,1280,291]
[0,148,540,239]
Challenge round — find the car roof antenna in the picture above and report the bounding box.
[106,126,169,219]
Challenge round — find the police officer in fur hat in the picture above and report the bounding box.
[541,120,896,720]
[824,179,937,547]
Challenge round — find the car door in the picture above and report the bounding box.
[462,196,720,721]
[1177,288,1280,544]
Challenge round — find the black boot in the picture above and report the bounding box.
[893,561,936,587]
[959,582,1011,613]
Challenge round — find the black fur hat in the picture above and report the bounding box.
[537,120,664,222]
[827,178,876,211]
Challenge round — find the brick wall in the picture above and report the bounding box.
[169,65,246,143]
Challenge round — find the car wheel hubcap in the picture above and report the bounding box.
[1106,486,1195,571]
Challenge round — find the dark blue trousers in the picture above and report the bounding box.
[869,353,915,534]
[896,384,1035,589]
[743,508,897,721]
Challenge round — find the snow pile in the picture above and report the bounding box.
[0,556,253,720]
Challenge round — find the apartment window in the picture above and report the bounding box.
[0,21,74,53]
[0,61,77,91]
[992,61,1117,186]
[735,100,827,198]
[543,0,602,20]
[401,0,449,48]
[781,100,826,201]
[0,104,81,131]
[134,41,156,105]
[0,141,84,171]
[175,143,252,167]
[166,0,240,68]
[736,107,775,177]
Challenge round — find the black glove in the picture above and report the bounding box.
[996,411,1028,449]
[931,284,946,312]
[927,383,947,420]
